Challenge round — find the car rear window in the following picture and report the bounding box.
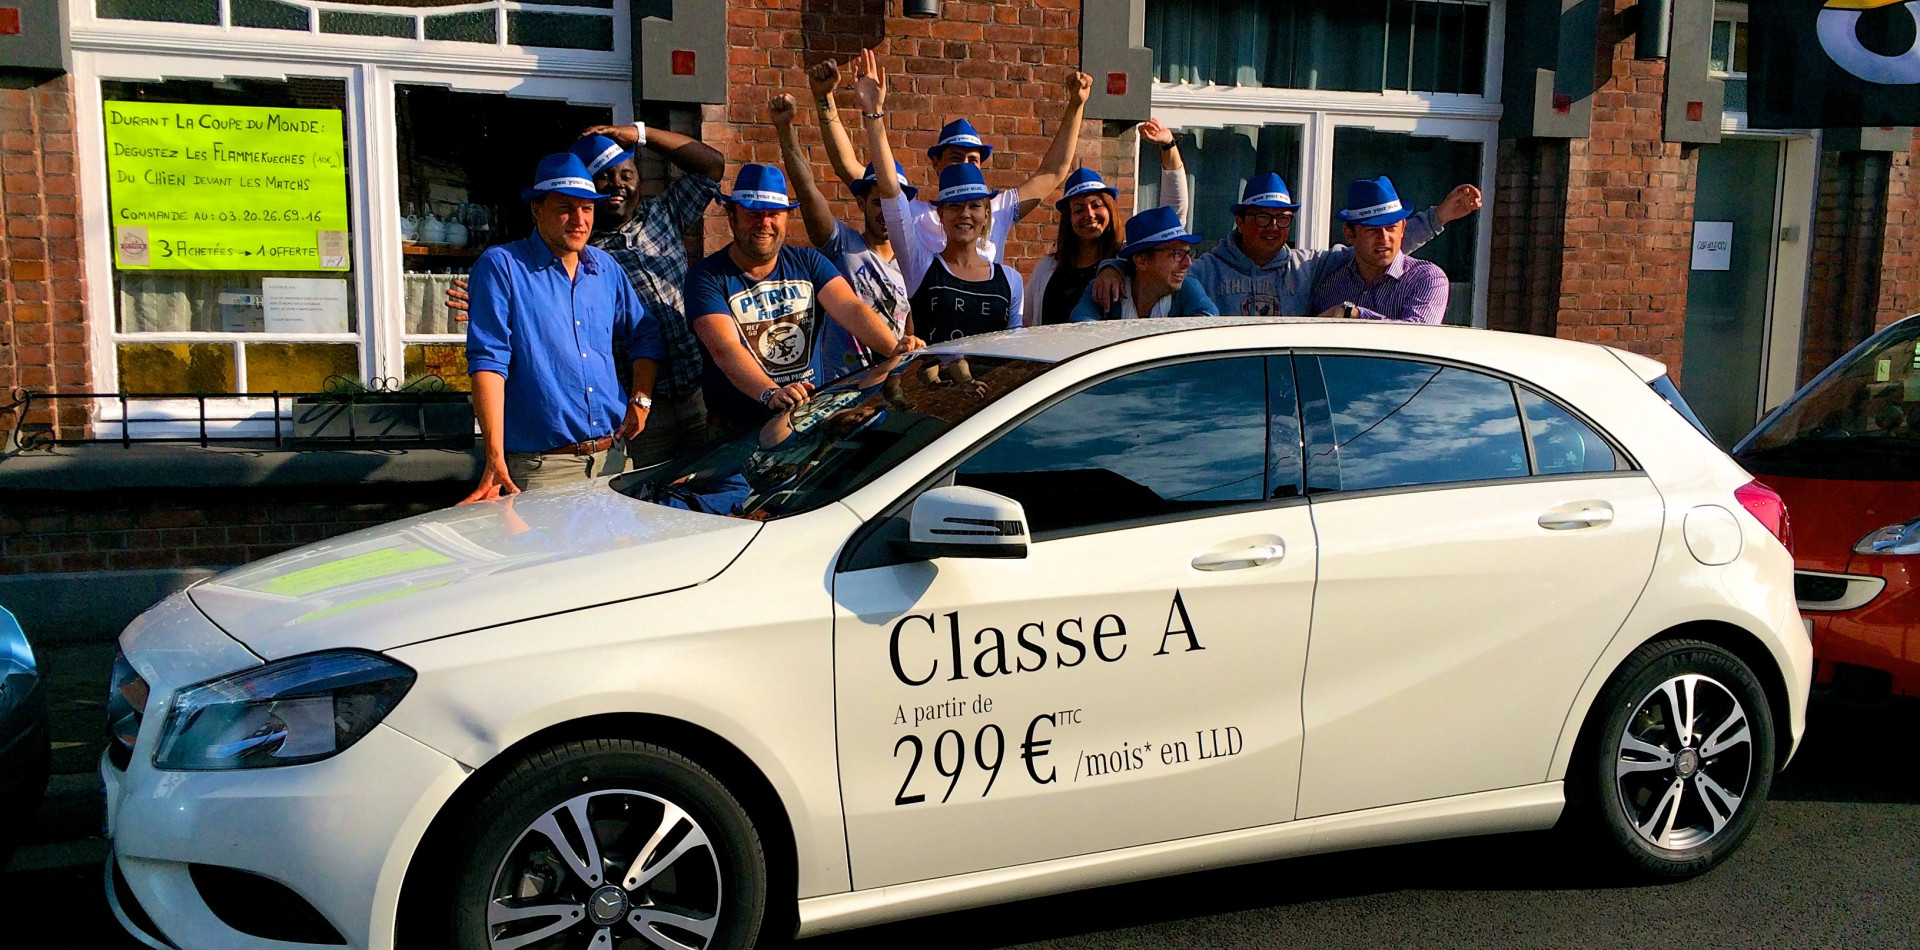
[1734,320,1920,480]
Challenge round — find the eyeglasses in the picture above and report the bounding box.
[1242,211,1295,228]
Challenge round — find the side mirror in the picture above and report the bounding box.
[899,485,1030,560]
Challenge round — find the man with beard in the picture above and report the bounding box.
[769,92,913,382]
[450,122,723,469]
[685,163,924,431]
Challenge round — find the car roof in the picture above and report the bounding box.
[925,317,1672,382]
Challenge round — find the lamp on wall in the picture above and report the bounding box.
[1632,0,1673,61]
[904,0,940,18]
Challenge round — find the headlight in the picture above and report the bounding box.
[1854,517,1920,555]
[154,651,414,770]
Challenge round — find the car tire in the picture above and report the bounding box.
[1565,637,1776,880]
[446,738,769,950]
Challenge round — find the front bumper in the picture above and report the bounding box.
[103,722,468,950]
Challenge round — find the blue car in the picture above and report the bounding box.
[0,606,49,867]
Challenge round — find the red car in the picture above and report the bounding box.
[1735,314,1920,699]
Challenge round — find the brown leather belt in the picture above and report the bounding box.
[541,435,614,456]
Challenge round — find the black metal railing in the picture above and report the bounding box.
[3,376,474,451]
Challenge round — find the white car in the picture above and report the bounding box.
[103,319,1809,950]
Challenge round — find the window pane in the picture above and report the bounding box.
[118,342,236,395]
[957,359,1269,534]
[1316,356,1527,491]
[1329,127,1480,325]
[507,11,615,51]
[245,343,360,393]
[231,0,309,32]
[425,11,498,43]
[405,344,473,392]
[320,11,416,39]
[1521,388,1618,475]
[1710,20,1733,73]
[1147,0,1487,94]
[1139,123,1302,258]
[97,0,216,24]
[1269,355,1305,499]
[1734,21,1749,74]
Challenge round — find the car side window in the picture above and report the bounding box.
[956,358,1270,536]
[1307,355,1529,492]
[1520,388,1619,475]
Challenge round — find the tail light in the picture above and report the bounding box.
[1734,480,1793,555]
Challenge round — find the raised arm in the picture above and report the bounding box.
[581,122,723,181]
[1140,120,1191,227]
[1013,71,1094,217]
[771,93,839,248]
[808,57,864,189]
[855,51,932,292]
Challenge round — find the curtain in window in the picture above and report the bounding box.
[1140,124,1303,254]
[1147,0,1488,95]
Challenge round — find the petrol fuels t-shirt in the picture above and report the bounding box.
[685,244,846,425]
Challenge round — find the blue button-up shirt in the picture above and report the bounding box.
[465,234,665,453]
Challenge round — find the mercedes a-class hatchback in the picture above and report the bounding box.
[102,319,1808,950]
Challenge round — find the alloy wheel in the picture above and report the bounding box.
[1613,672,1755,851]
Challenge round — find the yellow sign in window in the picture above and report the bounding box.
[103,100,350,272]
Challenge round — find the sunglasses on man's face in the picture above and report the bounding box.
[1243,211,1295,229]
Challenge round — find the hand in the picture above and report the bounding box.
[770,93,797,129]
[1065,70,1093,107]
[1092,265,1129,309]
[1139,118,1175,149]
[853,48,887,115]
[618,402,649,441]
[1315,302,1358,319]
[582,123,641,148]
[889,335,926,357]
[807,58,843,102]
[446,277,469,315]
[460,455,521,505]
[1437,183,1483,224]
[766,382,814,411]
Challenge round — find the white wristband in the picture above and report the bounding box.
[633,122,647,147]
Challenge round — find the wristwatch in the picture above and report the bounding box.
[630,394,652,410]
[632,121,648,147]
[1342,302,1359,320]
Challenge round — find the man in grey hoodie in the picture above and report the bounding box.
[1094,172,1482,316]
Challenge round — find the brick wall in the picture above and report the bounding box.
[1875,134,1920,331]
[705,0,1135,276]
[1487,137,1569,337]
[1,75,88,438]
[1802,149,1890,385]
[1551,0,1695,371]
[0,486,459,575]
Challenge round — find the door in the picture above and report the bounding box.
[1683,138,1782,446]
[1293,354,1665,818]
[832,356,1316,888]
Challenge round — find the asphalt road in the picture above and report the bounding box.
[6,698,1914,949]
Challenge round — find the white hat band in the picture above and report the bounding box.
[940,133,984,148]
[534,176,595,193]
[1242,190,1293,205]
[584,143,624,175]
[938,183,991,202]
[1348,198,1403,219]
[1063,179,1111,198]
[1133,225,1192,245]
[732,189,793,206]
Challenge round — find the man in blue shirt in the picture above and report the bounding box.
[463,152,666,502]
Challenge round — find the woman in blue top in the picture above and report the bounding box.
[855,50,1024,343]
[1070,205,1218,321]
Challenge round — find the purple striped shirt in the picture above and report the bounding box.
[1311,253,1450,324]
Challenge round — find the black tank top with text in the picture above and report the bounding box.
[910,257,1014,344]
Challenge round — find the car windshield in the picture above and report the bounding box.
[613,353,1050,520]
[1736,319,1920,479]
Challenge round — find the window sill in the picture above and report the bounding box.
[0,442,482,492]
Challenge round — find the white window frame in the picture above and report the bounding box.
[1143,0,1504,327]
[69,0,633,438]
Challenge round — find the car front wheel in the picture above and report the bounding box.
[1569,638,1777,879]
[447,738,769,950]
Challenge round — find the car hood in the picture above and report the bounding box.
[188,479,760,659]
[1755,473,1920,570]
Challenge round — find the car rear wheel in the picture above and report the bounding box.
[1568,638,1776,879]
[447,738,768,950]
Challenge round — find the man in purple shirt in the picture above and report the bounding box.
[1312,176,1451,325]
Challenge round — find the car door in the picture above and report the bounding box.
[831,355,1317,889]
[1293,353,1665,818]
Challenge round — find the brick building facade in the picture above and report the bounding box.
[2,0,1917,632]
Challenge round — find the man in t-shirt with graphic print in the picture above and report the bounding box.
[685,163,923,430]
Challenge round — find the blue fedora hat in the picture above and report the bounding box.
[1118,205,1202,258]
[851,160,919,201]
[928,118,994,161]
[1230,172,1300,214]
[931,162,994,206]
[520,152,607,203]
[569,133,634,177]
[722,163,802,211]
[1338,176,1414,227]
[1054,166,1117,211]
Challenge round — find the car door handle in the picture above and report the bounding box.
[1191,543,1285,571]
[1538,503,1615,530]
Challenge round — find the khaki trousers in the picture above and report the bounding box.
[505,449,613,491]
